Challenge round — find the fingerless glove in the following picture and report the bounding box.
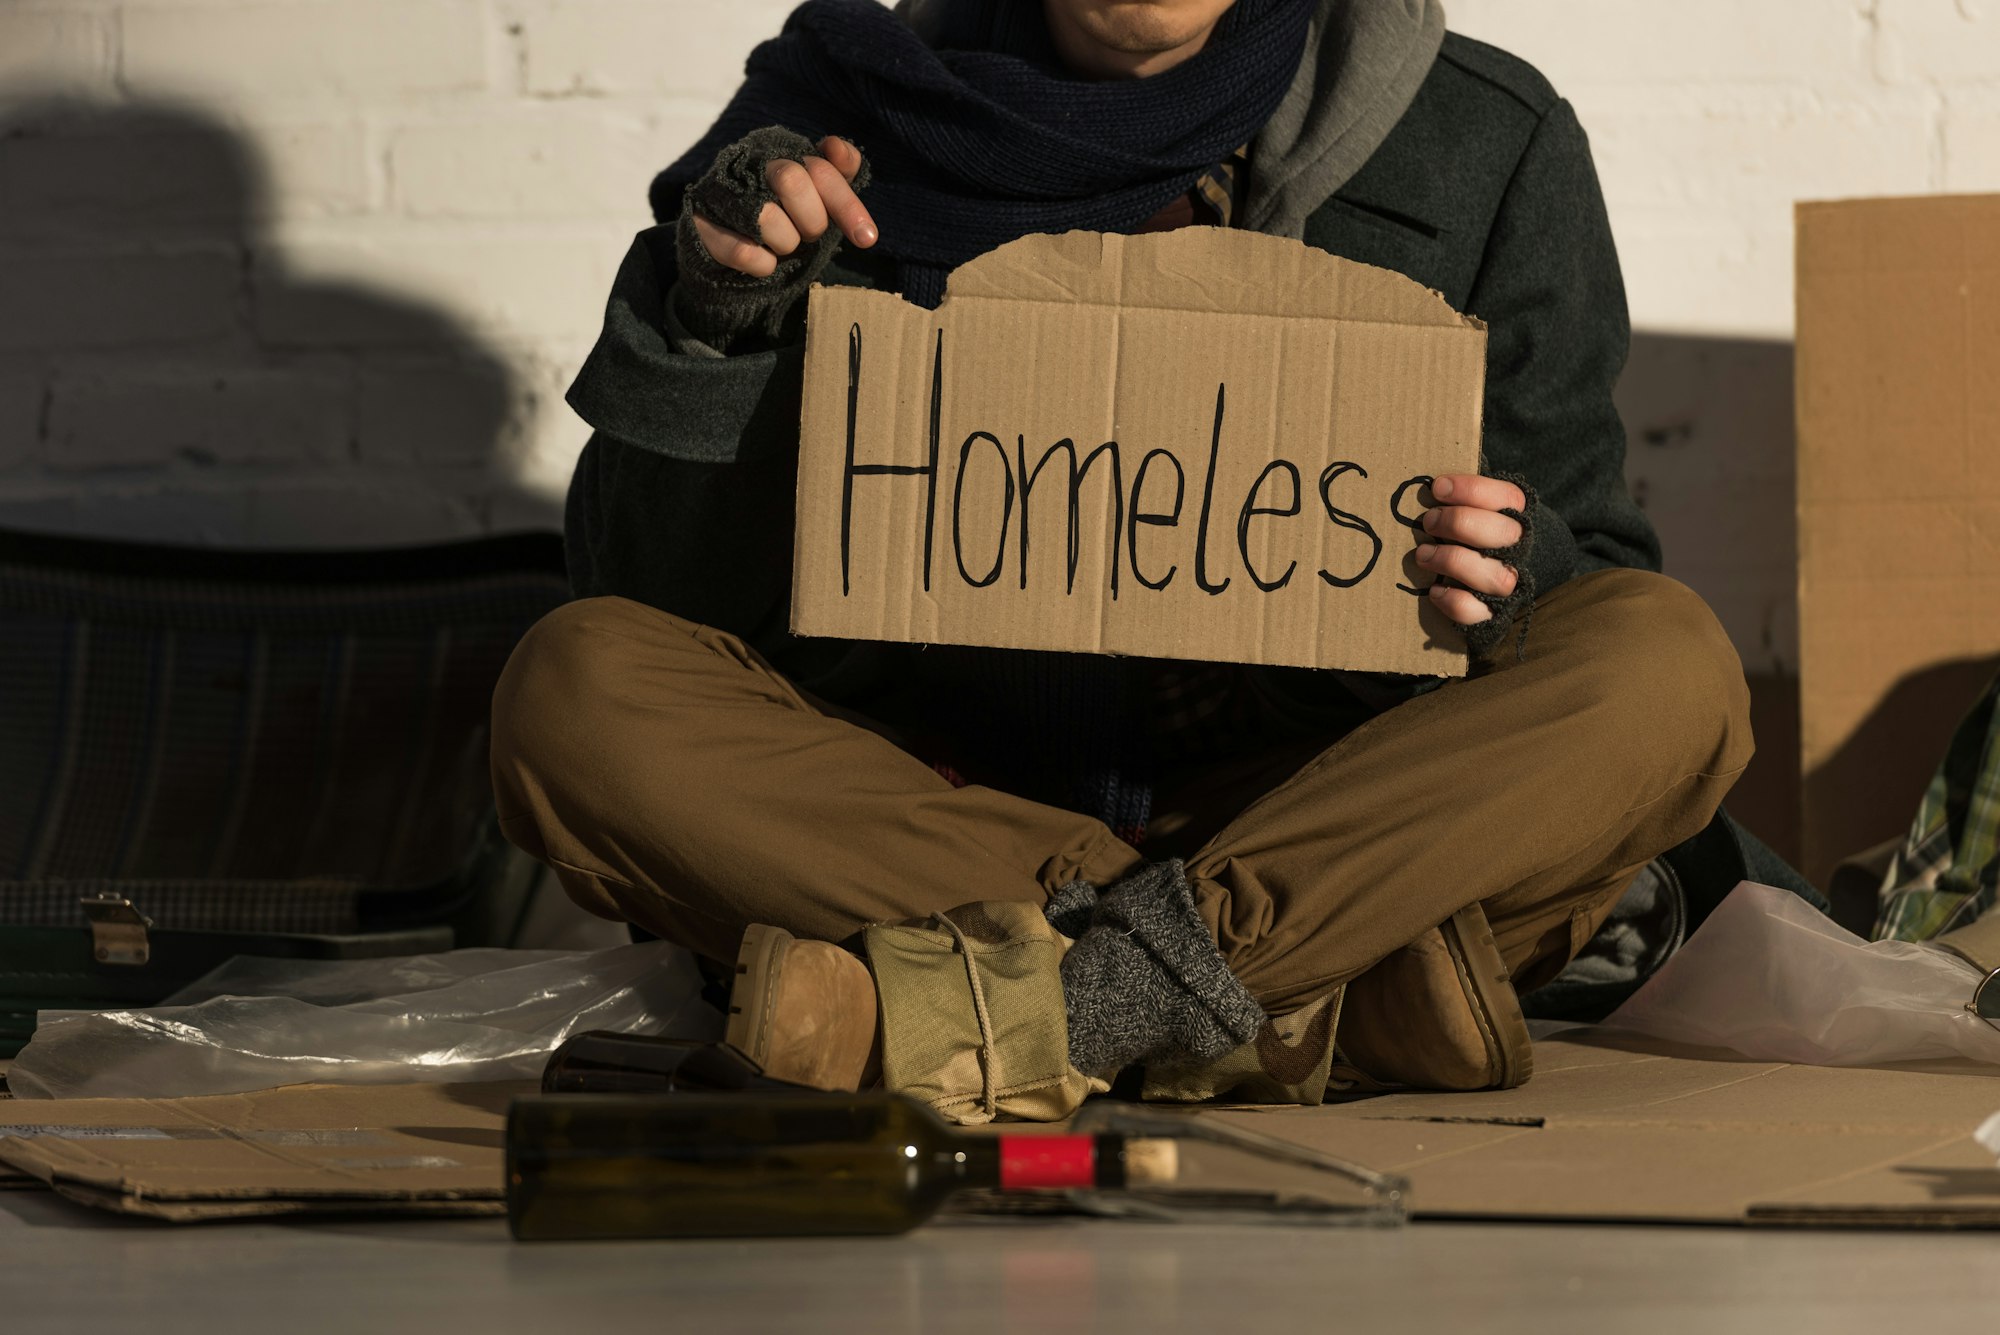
[1457,470,1540,661]
[672,125,872,351]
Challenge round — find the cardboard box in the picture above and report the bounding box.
[792,228,1485,677]
[1795,195,2000,892]
[0,1080,515,1221]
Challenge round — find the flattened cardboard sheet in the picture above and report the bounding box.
[0,1080,517,1221]
[1210,1033,2000,1227]
[11,1037,1994,1229]
[793,229,1485,676]
[1795,194,2000,887]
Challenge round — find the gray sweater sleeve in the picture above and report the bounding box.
[563,227,804,648]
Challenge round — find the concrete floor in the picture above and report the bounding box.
[4,1191,1999,1334]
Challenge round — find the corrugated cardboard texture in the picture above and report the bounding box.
[793,229,1485,676]
[0,1080,517,1221]
[1216,1034,2000,1227]
[5,1042,1998,1227]
[1796,195,2000,890]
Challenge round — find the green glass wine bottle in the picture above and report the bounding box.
[506,1090,1176,1241]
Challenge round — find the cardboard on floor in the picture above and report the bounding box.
[4,1036,1998,1227]
[1218,1032,2000,1227]
[0,1079,518,1221]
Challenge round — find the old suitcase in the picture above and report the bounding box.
[0,526,569,1056]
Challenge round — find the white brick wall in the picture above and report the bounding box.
[0,0,1994,674]
[0,8,114,93]
[0,0,802,546]
[120,2,493,101]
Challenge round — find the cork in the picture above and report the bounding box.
[1123,1137,1180,1187]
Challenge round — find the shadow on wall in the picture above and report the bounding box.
[1619,331,1801,867]
[0,99,560,546]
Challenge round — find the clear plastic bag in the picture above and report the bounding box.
[8,940,722,1100]
[1601,880,2000,1067]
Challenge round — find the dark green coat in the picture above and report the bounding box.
[563,33,1660,687]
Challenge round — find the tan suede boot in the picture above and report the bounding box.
[1334,902,1533,1091]
[724,924,882,1092]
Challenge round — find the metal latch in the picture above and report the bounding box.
[81,894,153,966]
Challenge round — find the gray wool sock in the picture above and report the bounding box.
[672,125,872,350]
[1043,878,1098,941]
[1052,860,1266,1077]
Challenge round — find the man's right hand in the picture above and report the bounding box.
[691,134,878,278]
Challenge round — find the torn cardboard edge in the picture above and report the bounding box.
[792,228,1487,677]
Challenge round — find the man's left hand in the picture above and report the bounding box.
[1414,473,1525,627]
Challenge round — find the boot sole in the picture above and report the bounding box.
[1439,903,1533,1090]
[724,922,791,1073]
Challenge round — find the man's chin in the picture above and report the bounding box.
[1069,2,1228,57]
[1045,0,1237,76]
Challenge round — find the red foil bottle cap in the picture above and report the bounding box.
[999,1135,1096,1190]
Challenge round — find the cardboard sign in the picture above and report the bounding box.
[791,228,1487,676]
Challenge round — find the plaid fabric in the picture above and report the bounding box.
[1875,672,2000,942]
[1194,145,1249,224]
[0,533,567,932]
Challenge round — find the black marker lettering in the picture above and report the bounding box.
[1315,461,1383,589]
[1015,437,1124,597]
[922,329,942,590]
[1237,459,1301,592]
[1390,473,1434,597]
[1128,448,1185,591]
[1193,383,1231,596]
[841,322,937,597]
[952,431,1013,588]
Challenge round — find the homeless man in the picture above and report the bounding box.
[491,0,1754,1110]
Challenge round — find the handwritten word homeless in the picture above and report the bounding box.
[791,229,1487,677]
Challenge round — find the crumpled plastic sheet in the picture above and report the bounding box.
[7,940,721,1100]
[1600,880,2000,1068]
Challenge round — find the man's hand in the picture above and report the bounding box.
[1413,473,1525,627]
[691,134,877,277]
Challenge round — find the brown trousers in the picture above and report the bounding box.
[490,568,1750,1016]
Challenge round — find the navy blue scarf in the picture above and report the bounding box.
[651,0,1314,307]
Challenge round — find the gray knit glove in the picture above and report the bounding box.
[672,125,872,351]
